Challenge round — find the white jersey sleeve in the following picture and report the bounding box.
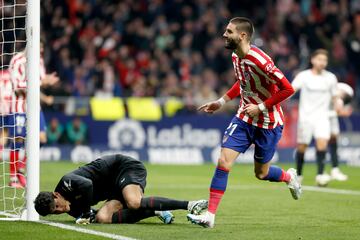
[291,72,304,91]
[329,73,338,97]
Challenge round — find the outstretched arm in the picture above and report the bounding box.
[198,80,240,113]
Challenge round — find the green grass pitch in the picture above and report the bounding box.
[1,161,360,240]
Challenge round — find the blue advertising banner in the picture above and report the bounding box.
[41,112,360,165]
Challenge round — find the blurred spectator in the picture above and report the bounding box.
[65,117,87,145]
[46,117,64,144]
[1,0,358,109]
[194,85,218,108]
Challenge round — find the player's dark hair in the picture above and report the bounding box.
[311,49,329,58]
[230,17,254,40]
[34,191,55,216]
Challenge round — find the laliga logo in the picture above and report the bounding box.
[108,119,145,149]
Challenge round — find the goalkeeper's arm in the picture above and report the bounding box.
[55,173,94,218]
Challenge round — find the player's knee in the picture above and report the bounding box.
[329,135,337,143]
[297,145,307,153]
[125,198,141,210]
[254,170,267,180]
[217,158,230,169]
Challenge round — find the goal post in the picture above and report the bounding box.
[26,0,40,221]
[0,0,40,221]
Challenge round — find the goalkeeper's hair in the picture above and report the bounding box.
[34,191,55,216]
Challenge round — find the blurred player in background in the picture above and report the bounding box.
[8,43,59,188]
[34,154,208,225]
[292,49,342,186]
[0,69,12,160]
[328,82,354,181]
[187,17,300,228]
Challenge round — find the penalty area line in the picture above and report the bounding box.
[40,220,137,240]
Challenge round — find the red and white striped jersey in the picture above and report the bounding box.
[9,51,46,113]
[226,46,294,129]
[0,70,13,115]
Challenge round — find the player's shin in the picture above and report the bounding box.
[9,141,23,184]
[9,150,18,183]
[16,150,26,187]
[316,150,326,174]
[262,166,291,182]
[329,141,338,168]
[208,166,229,214]
[111,209,155,224]
[140,196,188,210]
[295,151,305,176]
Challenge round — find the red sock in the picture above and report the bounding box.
[16,154,27,187]
[280,170,291,183]
[9,150,18,180]
[17,154,26,170]
[208,189,225,214]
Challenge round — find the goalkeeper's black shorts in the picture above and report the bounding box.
[101,154,147,206]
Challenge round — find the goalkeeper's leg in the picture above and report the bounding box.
[123,184,187,210]
[96,200,157,224]
[122,184,206,213]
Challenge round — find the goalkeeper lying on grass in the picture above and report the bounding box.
[34,154,207,224]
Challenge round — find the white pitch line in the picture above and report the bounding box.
[0,213,137,239]
[39,220,137,240]
[147,184,360,196]
[302,186,360,195]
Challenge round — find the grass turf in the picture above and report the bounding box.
[1,161,360,239]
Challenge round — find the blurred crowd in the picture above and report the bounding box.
[47,117,88,145]
[3,0,360,109]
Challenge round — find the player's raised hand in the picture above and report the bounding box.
[43,72,60,86]
[243,104,261,117]
[197,101,222,114]
[43,95,54,105]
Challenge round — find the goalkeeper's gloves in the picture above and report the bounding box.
[75,209,97,225]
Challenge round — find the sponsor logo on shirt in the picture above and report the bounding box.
[63,180,73,191]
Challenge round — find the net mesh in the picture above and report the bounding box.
[0,0,27,219]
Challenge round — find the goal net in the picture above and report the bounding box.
[0,0,39,220]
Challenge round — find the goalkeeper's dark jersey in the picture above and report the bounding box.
[54,154,146,218]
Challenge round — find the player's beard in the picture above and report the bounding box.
[224,37,238,50]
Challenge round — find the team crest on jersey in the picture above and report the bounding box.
[265,63,274,72]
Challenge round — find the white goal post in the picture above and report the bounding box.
[0,0,40,221]
[25,0,40,221]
